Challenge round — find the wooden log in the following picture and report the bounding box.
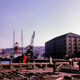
[53,62,56,73]
[0,60,3,70]
[19,61,22,70]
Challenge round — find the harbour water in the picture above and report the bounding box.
[1,61,9,64]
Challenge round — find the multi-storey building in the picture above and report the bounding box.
[45,32,80,58]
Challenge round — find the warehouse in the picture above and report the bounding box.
[45,32,80,58]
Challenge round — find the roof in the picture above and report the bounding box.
[67,32,80,37]
[54,32,80,39]
[46,32,80,43]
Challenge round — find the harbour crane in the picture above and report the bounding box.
[25,31,35,58]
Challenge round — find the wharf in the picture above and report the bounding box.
[0,66,80,80]
[0,61,80,80]
[0,58,80,80]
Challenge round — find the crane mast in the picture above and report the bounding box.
[26,31,35,58]
[30,31,35,47]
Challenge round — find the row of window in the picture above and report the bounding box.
[68,43,80,46]
[69,39,80,42]
[69,46,80,49]
[68,51,77,53]
[55,39,66,43]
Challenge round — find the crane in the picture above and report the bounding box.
[25,31,35,58]
[30,31,35,47]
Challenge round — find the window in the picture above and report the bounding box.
[64,40,66,42]
[74,51,76,53]
[69,38,71,41]
[73,43,76,45]
[69,43,71,45]
[69,51,71,53]
[69,47,71,49]
[73,40,76,42]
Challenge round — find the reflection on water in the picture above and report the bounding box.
[1,61,9,64]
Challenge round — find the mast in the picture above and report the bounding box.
[13,30,15,53]
[30,31,35,47]
[21,30,23,54]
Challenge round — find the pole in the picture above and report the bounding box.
[13,30,15,53]
[53,61,56,73]
[21,30,23,54]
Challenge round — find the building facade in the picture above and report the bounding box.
[45,32,80,58]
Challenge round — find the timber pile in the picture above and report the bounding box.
[0,64,80,80]
[0,68,58,80]
[0,62,54,80]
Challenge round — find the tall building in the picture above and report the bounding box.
[45,32,80,58]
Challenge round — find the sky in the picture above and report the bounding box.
[0,0,80,48]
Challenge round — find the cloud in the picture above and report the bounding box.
[5,14,16,19]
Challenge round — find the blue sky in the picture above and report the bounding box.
[0,0,80,48]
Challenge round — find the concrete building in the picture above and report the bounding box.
[45,32,80,58]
